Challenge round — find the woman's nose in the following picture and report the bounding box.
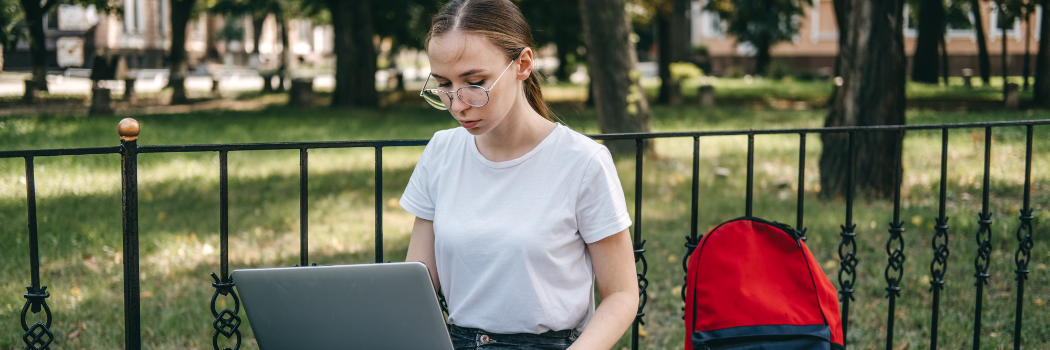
[447,92,470,114]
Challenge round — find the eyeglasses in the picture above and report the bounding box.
[420,51,522,110]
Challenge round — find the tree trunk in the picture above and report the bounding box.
[277,13,289,92]
[1002,18,1009,95]
[170,0,196,105]
[940,35,950,84]
[820,0,907,199]
[656,12,673,104]
[826,0,851,108]
[1023,11,1032,90]
[554,39,573,82]
[253,13,273,93]
[327,0,377,108]
[973,0,992,85]
[20,0,53,93]
[1033,0,1050,105]
[912,0,944,84]
[579,0,652,155]
[754,40,771,76]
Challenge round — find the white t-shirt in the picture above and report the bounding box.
[399,123,632,334]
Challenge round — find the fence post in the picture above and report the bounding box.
[1012,125,1035,350]
[21,156,54,350]
[972,127,994,350]
[119,118,141,350]
[210,150,242,350]
[929,128,951,350]
[884,130,906,350]
[837,131,858,348]
[632,138,649,350]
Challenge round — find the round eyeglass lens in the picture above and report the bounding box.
[421,89,449,110]
[459,86,489,107]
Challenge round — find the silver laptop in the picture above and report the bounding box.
[233,262,454,350]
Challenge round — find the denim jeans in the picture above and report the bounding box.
[448,324,580,350]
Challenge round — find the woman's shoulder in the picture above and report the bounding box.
[553,124,610,161]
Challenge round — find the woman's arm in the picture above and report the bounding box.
[569,229,639,350]
[405,217,441,291]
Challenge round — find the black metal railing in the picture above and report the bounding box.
[2,118,1045,350]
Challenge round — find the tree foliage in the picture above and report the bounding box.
[0,0,24,49]
[703,0,806,75]
[516,0,586,81]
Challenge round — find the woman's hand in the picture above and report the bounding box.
[568,229,638,350]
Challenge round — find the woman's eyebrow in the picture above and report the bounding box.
[431,69,488,80]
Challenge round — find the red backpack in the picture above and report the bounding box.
[684,217,844,350]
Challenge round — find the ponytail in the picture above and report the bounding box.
[523,70,554,122]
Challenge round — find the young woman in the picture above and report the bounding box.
[401,1,638,349]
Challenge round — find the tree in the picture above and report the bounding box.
[579,0,652,155]
[1033,0,1050,104]
[972,0,992,84]
[0,0,25,63]
[517,0,586,83]
[821,0,907,198]
[326,0,376,107]
[18,0,57,93]
[1021,0,1034,90]
[995,0,1022,94]
[208,0,286,92]
[13,0,113,99]
[704,0,806,75]
[911,0,945,84]
[371,0,440,91]
[631,0,690,104]
[169,0,198,104]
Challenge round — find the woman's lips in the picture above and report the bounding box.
[459,120,479,128]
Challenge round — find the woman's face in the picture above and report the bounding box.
[427,32,527,135]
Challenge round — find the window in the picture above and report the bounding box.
[808,0,838,43]
[124,0,139,33]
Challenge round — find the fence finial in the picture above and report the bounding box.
[119,118,140,142]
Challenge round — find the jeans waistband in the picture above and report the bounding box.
[448,323,580,339]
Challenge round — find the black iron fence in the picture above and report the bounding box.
[2,118,1046,350]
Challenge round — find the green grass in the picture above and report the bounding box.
[1,102,1049,350]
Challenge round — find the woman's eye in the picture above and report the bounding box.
[468,80,484,87]
[438,82,452,88]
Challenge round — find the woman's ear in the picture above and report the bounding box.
[515,47,535,81]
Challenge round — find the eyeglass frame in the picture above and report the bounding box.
[419,50,524,110]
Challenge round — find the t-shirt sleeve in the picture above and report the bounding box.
[399,142,436,221]
[576,148,633,244]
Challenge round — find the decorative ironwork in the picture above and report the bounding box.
[680,234,699,307]
[929,128,951,350]
[210,273,241,350]
[972,127,994,350]
[635,239,649,326]
[837,223,858,302]
[681,136,701,317]
[973,212,993,286]
[4,118,1050,350]
[929,217,951,292]
[1013,125,1035,350]
[438,289,450,316]
[21,286,53,350]
[1013,210,1033,283]
[884,222,905,298]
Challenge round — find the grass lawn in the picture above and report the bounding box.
[1,100,1049,349]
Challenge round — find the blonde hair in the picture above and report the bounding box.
[425,0,554,121]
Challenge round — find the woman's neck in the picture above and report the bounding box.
[474,98,556,162]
